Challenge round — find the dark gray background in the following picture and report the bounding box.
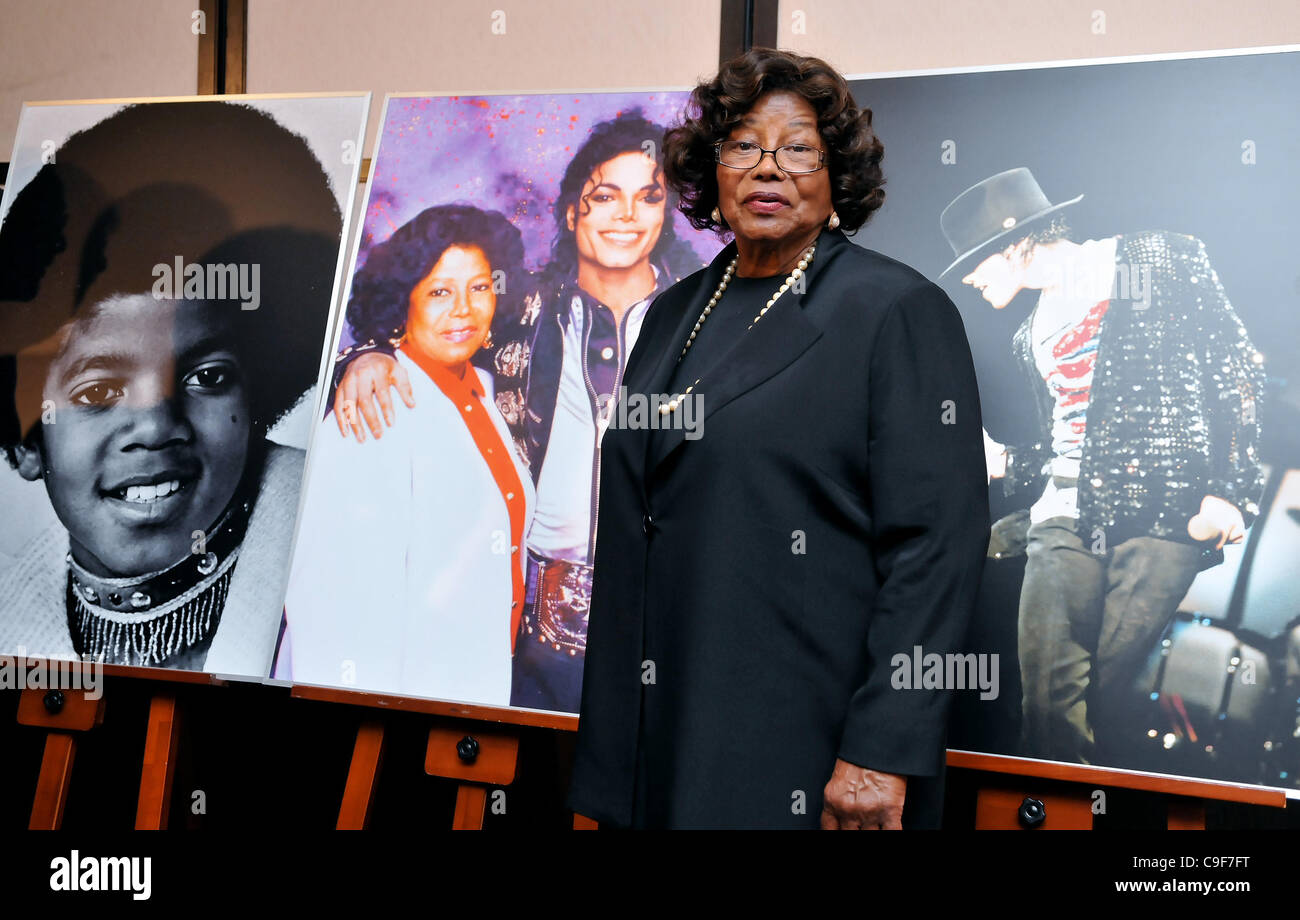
[850,49,1299,458]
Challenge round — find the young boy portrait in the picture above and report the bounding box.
[0,100,351,674]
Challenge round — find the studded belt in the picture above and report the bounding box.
[522,550,591,656]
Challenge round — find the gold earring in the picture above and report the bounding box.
[711,206,722,225]
[483,329,494,350]
[827,211,840,230]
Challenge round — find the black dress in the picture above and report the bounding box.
[571,227,990,829]
[667,272,788,390]
[639,270,791,823]
[649,272,787,462]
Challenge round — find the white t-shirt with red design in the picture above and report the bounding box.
[1028,237,1118,523]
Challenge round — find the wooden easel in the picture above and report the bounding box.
[295,685,587,829]
[333,714,524,831]
[337,718,386,829]
[426,718,520,829]
[136,689,183,829]
[17,659,206,829]
[18,679,105,830]
[127,665,213,830]
[950,750,1288,829]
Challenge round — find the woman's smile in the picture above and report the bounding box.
[440,325,479,344]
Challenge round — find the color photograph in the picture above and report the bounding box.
[275,91,724,711]
[848,47,1300,795]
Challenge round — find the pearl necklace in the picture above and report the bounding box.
[659,241,816,415]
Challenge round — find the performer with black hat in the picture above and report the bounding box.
[939,167,1266,764]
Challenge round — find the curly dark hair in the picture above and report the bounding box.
[544,108,705,289]
[346,204,527,346]
[1020,215,1074,257]
[664,47,885,235]
[0,100,344,466]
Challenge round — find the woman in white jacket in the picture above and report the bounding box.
[278,205,534,705]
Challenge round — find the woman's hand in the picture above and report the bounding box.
[820,758,907,829]
[334,352,414,442]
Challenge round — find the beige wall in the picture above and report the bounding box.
[776,0,1300,76]
[0,0,198,159]
[3,0,1298,164]
[246,0,723,156]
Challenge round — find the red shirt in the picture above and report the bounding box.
[400,344,527,653]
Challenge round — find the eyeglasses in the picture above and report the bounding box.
[714,140,826,174]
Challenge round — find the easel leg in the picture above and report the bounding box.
[1167,797,1207,829]
[453,784,488,829]
[136,692,182,830]
[19,685,105,830]
[337,719,386,829]
[425,720,519,830]
[30,733,76,830]
[550,731,596,829]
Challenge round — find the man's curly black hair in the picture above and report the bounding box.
[663,47,885,235]
[0,100,344,466]
[346,203,528,346]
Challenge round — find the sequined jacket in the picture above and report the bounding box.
[1000,230,1265,570]
[491,272,669,481]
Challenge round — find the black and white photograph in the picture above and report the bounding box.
[0,95,367,678]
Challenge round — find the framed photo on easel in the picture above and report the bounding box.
[0,92,370,682]
[846,44,1300,807]
[274,89,725,721]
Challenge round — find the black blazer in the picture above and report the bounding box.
[568,226,991,828]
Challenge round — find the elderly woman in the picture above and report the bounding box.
[567,48,990,828]
[277,204,534,704]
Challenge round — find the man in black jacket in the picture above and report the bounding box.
[939,168,1265,764]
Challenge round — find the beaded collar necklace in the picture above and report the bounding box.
[65,492,254,667]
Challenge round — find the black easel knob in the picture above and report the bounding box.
[43,689,65,714]
[1018,796,1046,828]
[456,735,480,763]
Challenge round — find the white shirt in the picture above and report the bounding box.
[278,350,534,704]
[527,268,656,563]
[1028,237,1117,523]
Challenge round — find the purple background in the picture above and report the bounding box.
[356,92,724,274]
[336,92,726,351]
